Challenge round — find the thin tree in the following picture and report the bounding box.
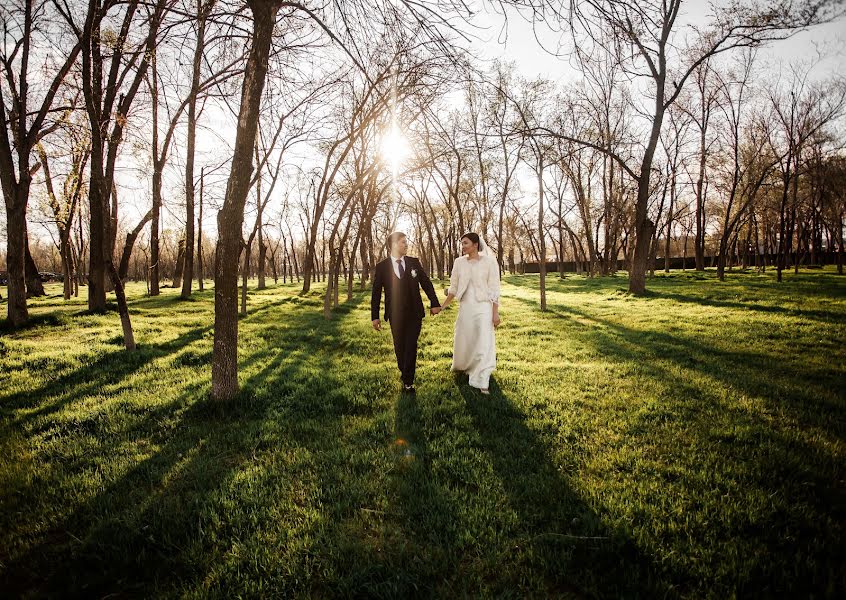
[181,0,216,298]
[0,0,83,326]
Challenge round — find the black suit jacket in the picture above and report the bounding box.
[371,256,441,323]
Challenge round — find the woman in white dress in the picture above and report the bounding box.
[440,233,501,394]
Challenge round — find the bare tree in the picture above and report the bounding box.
[519,78,555,309]
[212,0,280,400]
[72,0,169,332]
[524,0,840,292]
[766,64,846,281]
[659,105,692,273]
[145,4,243,297]
[35,110,89,299]
[1,0,83,325]
[181,0,216,299]
[711,50,774,280]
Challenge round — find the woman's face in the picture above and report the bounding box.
[461,237,478,255]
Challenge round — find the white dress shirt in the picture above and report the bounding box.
[390,254,407,279]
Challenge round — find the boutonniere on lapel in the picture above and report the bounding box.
[411,269,418,278]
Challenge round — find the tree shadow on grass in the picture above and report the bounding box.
[510,294,845,597]
[378,390,463,596]
[521,298,843,435]
[503,273,631,296]
[1,291,312,425]
[454,374,664,598]
[0,312,72,335]
[0,323,213,424]
[0,293,381,597]
[647,289,844,323]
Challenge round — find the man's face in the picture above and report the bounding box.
[393,236,408,256]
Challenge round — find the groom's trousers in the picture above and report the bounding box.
[389,316,422,386]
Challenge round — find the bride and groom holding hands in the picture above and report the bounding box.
[371,231,501,394]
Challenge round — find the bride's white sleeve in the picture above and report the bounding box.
[448,260,460,296]
[487,257,500,303]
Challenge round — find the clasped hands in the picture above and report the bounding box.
[373,306,500,329]
[371,307,442,331]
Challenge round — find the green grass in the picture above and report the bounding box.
[1,269,844,598]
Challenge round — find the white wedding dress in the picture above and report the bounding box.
[449,254,500,390]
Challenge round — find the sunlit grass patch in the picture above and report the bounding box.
[1,268,844,598]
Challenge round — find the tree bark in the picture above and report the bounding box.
[118,210,152,282]
[664,170,676,273]
[241,239,252,316]
[181,1,211,299]
[537,152,547,311]
[257,217,267,289]
[212,0,278,401]
[24,228,46,297]
[108,261,136,350]
[197,168,205,291]
[172,238,186,288]
[4,198,29,325]
[88,162,108,311]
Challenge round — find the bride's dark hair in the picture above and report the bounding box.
[461,232,480,250]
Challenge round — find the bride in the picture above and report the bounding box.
[440,233,501,394]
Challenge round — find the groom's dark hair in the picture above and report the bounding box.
[386,231,406,251]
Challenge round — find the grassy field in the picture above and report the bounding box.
[1,268,844,598]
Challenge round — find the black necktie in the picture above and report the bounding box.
[397,259,405,278]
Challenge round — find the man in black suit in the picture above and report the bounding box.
[371,232,441,393]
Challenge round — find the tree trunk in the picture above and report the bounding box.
[776,168,791,283]
[118,210,152,282]
[302,234,315,292]
[24,229,46,298]
[150,165,162,295]
[290,237,300,281]
[358,230,370,288]
[257,224,267,289]
[172,237,186,288]
[241,241,251,316]
[320,240,326,282]
[108,260,136,351]
[88,166,108,311]
[717,235,727,280]
[4,196,29,326]
[62,231,74,300]
[664,175,676,273]
[694,120,708,271]
[150,49,162,297]
[197,167,205,291]
[537,153,547,311]
[630,216,656,294]
[790,168,800,275]
[182,2,209,300]
[212,0,278,401]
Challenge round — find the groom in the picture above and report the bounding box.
[371,232,441,393]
